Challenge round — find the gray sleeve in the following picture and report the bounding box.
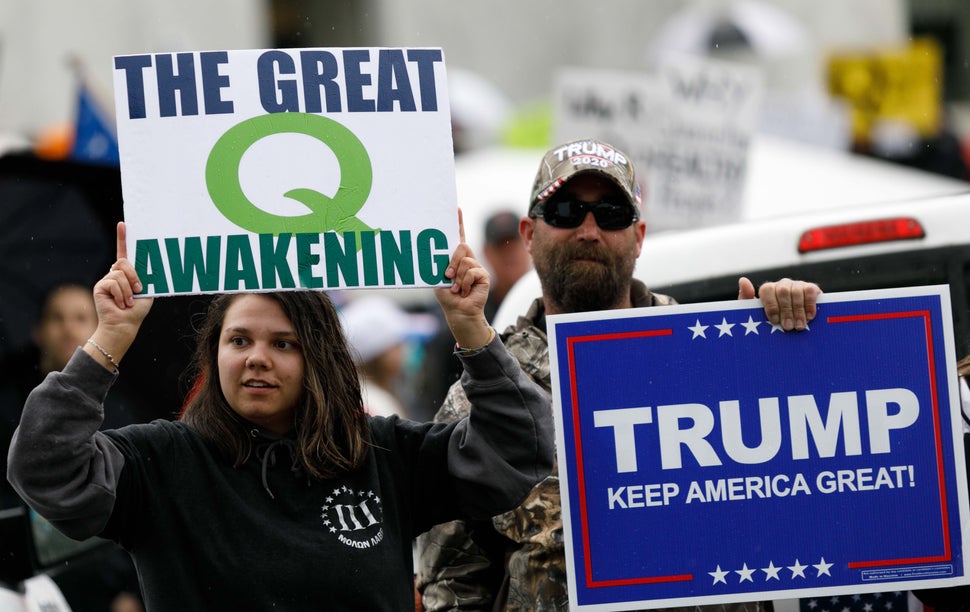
[447,335,554,519]
[6,348,126,540]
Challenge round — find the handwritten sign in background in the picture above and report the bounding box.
[554,56,763,232]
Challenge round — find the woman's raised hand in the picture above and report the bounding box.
[84,222,154,370]
[434,209,492,350]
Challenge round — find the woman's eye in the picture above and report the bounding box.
[231,337,247,346]
[276,340,298,350]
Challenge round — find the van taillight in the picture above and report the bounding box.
[797,217,925,253]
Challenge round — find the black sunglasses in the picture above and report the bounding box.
[529,198,639,230]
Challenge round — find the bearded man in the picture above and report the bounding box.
[416,138,820,611]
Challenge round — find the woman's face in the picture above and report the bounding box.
[217,294,305,435]
[34,286,98,372]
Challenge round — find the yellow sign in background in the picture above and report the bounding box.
[828,38,943,143]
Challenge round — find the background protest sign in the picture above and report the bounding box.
[554,56,762,232]
[112,47,458,297]
[547,286,970,610]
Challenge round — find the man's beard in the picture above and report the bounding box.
[533,238,637,314]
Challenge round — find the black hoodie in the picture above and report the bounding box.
[8,338,553,611]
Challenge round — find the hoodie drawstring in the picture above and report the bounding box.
[254,436,301,499]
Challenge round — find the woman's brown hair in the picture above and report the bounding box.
[180,291,369,479]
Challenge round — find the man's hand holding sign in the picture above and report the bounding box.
[547,286,970,610]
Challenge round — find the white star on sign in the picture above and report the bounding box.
[741,316,761,335]
[715,318,735,337]
[770,321,785,334]
[813,556,833,577]
[708,565,729,585]
[761,561,781,580]
[735,563,755,582]
[689,319,709,339]
[788,558,808,578]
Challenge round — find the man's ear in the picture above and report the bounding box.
[633,219,646,257]
[519,217,536,254]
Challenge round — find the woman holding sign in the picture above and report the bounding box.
[7,219,553,611]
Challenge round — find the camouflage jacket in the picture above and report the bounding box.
[417,282,768,612]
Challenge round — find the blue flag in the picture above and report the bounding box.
[70,84,120,166]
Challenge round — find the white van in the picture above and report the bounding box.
[496,190,970,358]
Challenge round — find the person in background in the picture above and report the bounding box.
[416,138,822,611]
[412,210,532,421]
[33,284,99,378]
[1,285,101,466]
[340,294,411,418]
[7,220,553,611]
[0,283,144,612]
[481,210,532,322]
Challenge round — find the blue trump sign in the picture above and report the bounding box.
[547,286,970,610]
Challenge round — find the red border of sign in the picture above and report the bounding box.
[566,328,685,589]
[828,310,951,568]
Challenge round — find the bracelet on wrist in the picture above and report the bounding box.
[86,339,120,371]
[455,327,495,355]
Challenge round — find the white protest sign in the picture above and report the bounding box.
[554,56,763,231]
[112,48,458,296]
